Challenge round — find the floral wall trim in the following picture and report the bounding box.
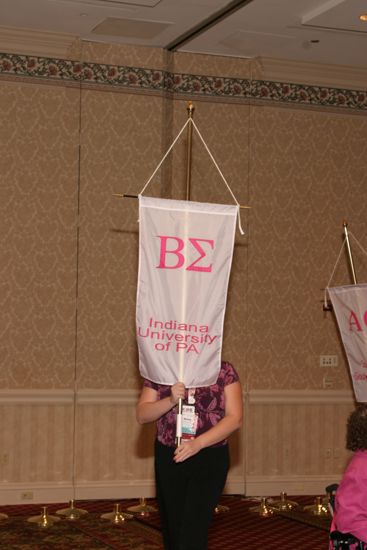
[1,52,367,111]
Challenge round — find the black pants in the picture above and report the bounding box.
[155,440,229,550]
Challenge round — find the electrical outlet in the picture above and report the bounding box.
[334,448,341,458]
[21,492,33,500]
[323,373,334,388]
[320,355,338,367]
[0,453,9,466]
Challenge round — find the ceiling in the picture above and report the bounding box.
[1,0,367,69]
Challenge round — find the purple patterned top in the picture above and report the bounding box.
[143,361,239,448]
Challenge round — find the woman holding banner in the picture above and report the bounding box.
[136,360,242,550]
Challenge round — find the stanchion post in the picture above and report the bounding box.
[175,102,195,447]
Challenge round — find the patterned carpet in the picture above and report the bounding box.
[136,494,331,550]
[0,499,162,550]
[0,495,331,549]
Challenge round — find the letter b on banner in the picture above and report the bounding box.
[156,236,214,272]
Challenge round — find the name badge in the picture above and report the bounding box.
[181,405,198,439]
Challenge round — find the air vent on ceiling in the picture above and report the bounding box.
[219,30,295,55]
[91,17,171,38]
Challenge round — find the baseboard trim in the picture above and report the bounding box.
[0,474,339,505]
[0,480,157,505]
[245,475,342,496]
[75,480,157,500]
[0,482,74,505]
[0,476,246,505]
[223,476,246,496]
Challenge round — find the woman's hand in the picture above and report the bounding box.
[173,439,202,463]
[170,382,185,405]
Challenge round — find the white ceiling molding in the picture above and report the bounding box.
[0,26,79,58]
[219,30,296,58]
[91,17,172,38]
[251,56,367,91]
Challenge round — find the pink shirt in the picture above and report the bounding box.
[335,450,367,543]
[143,361,239,448]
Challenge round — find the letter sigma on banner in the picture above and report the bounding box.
[328,284,367,402]
[136,196,237,388]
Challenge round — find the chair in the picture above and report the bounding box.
[326,483,339,514]
[330,530,366,549]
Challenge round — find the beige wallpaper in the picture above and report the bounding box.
[248,107,367,390]
[76,90,167,389]
[0,80,80,389]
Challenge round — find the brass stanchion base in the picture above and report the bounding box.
[249,497,274,517]
[56,499,88,520]
[0,512,8,520]
[214,504,230,514]
[271,492,298,512]
[101,503,133,524]
[126,497,157,516]
[304,496,329,516]
[27,506,61,528]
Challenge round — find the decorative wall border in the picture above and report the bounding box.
[1,52,367,111]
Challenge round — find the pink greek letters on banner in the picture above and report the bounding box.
[156,236,214,272]
[136,196,237,388]
[328,284,367,402]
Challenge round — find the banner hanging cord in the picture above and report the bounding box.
[139,118,191,196]
[138,117,245,235]
[190,119,244,235]
[349,231,367,258]
[324,237,346,309]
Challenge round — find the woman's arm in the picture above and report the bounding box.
[174,380,243,463]
[136,382,185,424]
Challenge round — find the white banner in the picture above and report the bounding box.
[328,284,367,402]
[136,196,237,388]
